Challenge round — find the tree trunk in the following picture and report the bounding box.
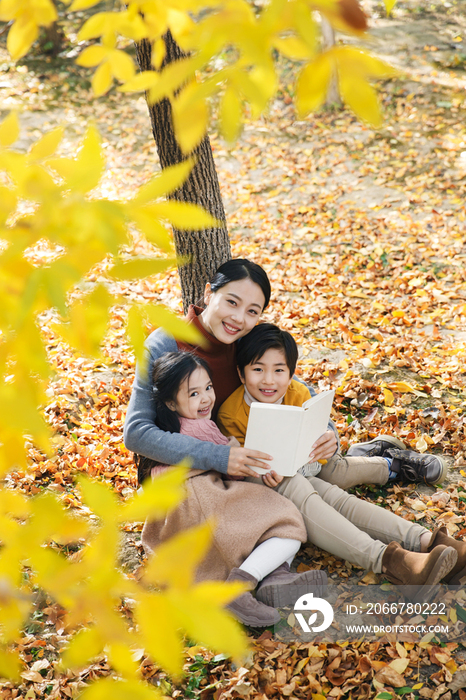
[135,33,231,313]
[321,17,341,107]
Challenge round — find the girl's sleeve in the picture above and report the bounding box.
[123,329,230,474]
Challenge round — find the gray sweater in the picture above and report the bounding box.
[123,329,340,475]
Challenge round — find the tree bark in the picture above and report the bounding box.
[135,33,231,313]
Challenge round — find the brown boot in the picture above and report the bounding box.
[427,526,466,584]
[256,563,327,607]
[381,542,457,602]
[225,568,280,627]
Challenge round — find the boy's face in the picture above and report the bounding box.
[240,348,292,403]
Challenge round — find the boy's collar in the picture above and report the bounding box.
[244,386,285,407]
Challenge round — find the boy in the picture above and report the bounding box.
[217,323,447,489]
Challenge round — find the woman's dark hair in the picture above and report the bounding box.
[210,259,271,310]
[135,352,212,484]
[236,323,299,377]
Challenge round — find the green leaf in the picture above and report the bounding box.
[455,604,466,623]
[110,257,178,280]
[375,694,393,700]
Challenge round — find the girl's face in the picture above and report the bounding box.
[200,278,266,345]
[167,367,215,420]
[240,348,292,403]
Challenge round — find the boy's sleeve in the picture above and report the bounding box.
[217,393,247,446]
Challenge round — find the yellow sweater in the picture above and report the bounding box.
[217,380,311,446]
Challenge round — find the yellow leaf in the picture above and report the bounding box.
[145,304,205,346]
[152,37,166,68]
[78,677,162,700]
[28,127,64,161]
[127,305,149,366]
[54,284,113,356]
[133,158,196,205]
[172,84,209,154]
[219,86,242,143]
[92,61,113,96]
[0,111,20,148]
[384,0,398,15]
[135,592,184,676]
[120,465,189,522]
[78,476,118,521]
[7,17,39,60]
[169,587,247,662]
[273,36,313,60]
[412,684,424,690]
[65,126,105,194]
[415,435,428,454]
[76,45,108,67]
[107,642,138,680]
[296,54,332,117]
[392,309,405,318]
[339,72,382,126]
[69,0,102,10]
[149,200,219,230]
[0,649,21,681]
[108,49,136,82]
[127,208,174,252]
[118,70,159,93]
[144,521,213,589]
[389,657,409,674]
[110,256,178,281]
[383,388,394,407]
[61,627,102,670]
[396,641,407,658]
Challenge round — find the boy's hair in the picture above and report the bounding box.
[236,323,299,377]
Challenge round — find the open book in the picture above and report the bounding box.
[244,390,335,477]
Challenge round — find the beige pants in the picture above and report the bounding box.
[247,471,427,573]
[319,453,389,490]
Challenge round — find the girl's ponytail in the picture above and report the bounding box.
[154,394,181,433]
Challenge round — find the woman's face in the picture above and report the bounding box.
[201,278,266,344]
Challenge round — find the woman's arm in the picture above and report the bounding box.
[123,329,231,474]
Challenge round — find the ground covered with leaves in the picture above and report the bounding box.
[2,0,466,698]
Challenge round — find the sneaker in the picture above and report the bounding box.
[386,448,448,485]
[347,435,406,458]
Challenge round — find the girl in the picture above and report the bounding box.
[140,351,326,627]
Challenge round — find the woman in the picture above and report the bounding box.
[124,259,466,597]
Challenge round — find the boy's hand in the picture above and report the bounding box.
[309,430,337,462]
[262,470,283,488]
[227,446,272,478]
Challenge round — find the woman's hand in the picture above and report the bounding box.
[262,470,283,488]
[227,446,272,478]
[309,430,338,462]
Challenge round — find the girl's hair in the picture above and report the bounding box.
[210,259,271,310]
[152,351,213,433]
[236,323,299,377]
[135,352,213,485]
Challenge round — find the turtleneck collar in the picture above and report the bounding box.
[243,386,285,407]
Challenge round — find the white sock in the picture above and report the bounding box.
[239,537,301,582]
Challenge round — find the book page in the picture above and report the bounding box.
[244,403,302,476]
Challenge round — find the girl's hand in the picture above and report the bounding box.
[262,470,283,488]
[227,446,272,478]
[309,430,338,462]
